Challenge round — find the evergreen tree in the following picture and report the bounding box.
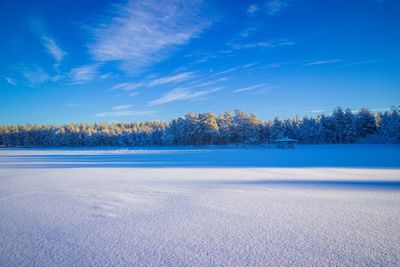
[356,108,376,138]
[343,109,357,143]
[270,117,283,140]
[217,111,234,145]
[332,106,345,143]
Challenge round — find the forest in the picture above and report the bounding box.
[0,106,399,147]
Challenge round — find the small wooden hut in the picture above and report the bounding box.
[274,137,298,149]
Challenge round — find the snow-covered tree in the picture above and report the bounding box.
[343,108,357,143]
[356,108,376,138]
[332,106,345,143]
[1,107,398,147]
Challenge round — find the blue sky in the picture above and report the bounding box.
[1,0,399,124]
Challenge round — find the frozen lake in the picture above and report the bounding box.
[1,145,400,266]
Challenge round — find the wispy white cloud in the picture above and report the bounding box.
[239,27,257,38]
[242,63,256,68]
[109,71,197,93]
[265,0,290,16]
[196,77,228,87]
[349,107,391,114]
[109,82,144,91]
[345,59,384,67]
[148,87,223,106]
[129,92,139,96]
[250,87,276,95]
[213,66,241,76]
[100,73,113,80]
[220,49,233,54]
[185,63,256,86]
[229,39,295,50]
[95,110,158,118]
[111,105,133,111]
[149,88,190,106]
[264,63,285,68]
[233,83,268,93]
[89,0,212,71]
[12,63,104,86]
[42,37,65,63]
[184,73,226,87]
[303,59,342,66]
[310,109,325,113]
[247,4,259,14]
[193,54,217,64]
[18,65,51,85]
[30,18,65,63]
[68,64,100,84]
[178,87,223,100]
[5,77,16,85]
[147,72,195,87]
[184,63,254,87]
[370,107,391,112]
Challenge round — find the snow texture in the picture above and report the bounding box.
[1,145,399,266]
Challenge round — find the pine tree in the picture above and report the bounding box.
[356,108,376,138]
[217,111,234,145]
[270,117,283,140]
[343,109,357,143]
[332,106,345,143]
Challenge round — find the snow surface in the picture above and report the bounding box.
[0,145,399,266]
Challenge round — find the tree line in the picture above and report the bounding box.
[0,106,399,147]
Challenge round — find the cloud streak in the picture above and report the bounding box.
[18,65,51,85]
[30,18,65,63]
[345,59,384,67]
[89,0,212,70]
[5,77,16,85]
[229,39,295,50]
[68,64,100,84]
[96,110,157,118]
[265,0,290,16]
[183,63,255,88]
[109,82,144,91]
[111,105,133,111]
[303,59,343,66]
[148,87,223,106]
[147,72,196,87]
[196,77,228,87]
[233,83,268,93]
[240,27,257,38]
[310,109,325,113]
[109,71,196,94]
[129,92,139,96]
[247,4,259,14]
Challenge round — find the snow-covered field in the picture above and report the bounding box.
[1,145,399,266]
